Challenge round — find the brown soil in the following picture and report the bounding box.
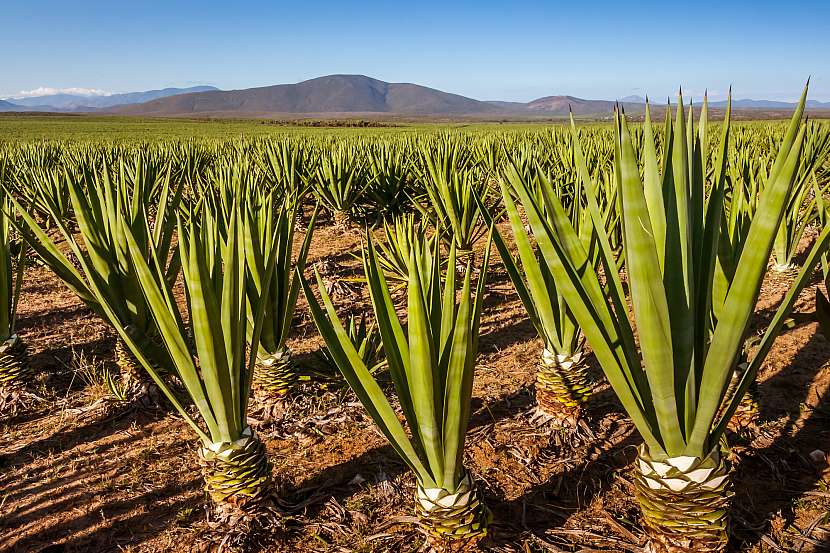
[1,223,829,553]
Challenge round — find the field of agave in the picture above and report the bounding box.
[1,93,829,553]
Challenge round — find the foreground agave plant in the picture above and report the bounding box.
[301,227,493,549]
[113,204,277,523]
[12,159,181,405]
[0,187,29,415]
[488,166,597,430]
[508,88,810,552]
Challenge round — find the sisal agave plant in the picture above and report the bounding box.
[241,191,317,413]
[414,140,491,255]
[109,204,278,523]
[315,312,385,376]
[257,138,312,205]
[311,143,372,228]
[771,123,830,271]
[373,213,433,288]
[488,160,597,429]
[11,160,182,405]
[301,226,493,549]
[365,142,413,222]
[507,88,810,552]
[0,187,29,415]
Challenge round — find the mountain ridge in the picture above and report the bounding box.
[109,75,651,117]
[2,75,827,118]
[3,86,218,111]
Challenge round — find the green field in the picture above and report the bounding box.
[0,114,571,142]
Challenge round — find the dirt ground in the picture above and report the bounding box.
[1,221,829,553]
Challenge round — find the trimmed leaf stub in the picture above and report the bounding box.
[535,348,592,424]
[0,334,31,387]
[415,472,490,550]
[198,427,272,523]
[634,444,733,553]
[252,348,296,398]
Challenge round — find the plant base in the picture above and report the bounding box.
[114,339,163,407]
[332,211,353,231]
[252,349,297,421]
[198,427,273,526]
[0,335,34,417]
[415,471,490,551]
[534,349,592,427]
[634,445,732,553]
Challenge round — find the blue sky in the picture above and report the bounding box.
[2,0,828,102]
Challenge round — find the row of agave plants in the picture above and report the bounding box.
[0,90,829,552]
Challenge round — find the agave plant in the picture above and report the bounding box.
[414,140,491,254]
[0,187,29,415]
[488,161,597,429]
[257,138,312,205]
[373,213,432,287]
[110,203,277,522]
[716,140,830,430]
[301,226,493,549]
[13,165,72,231]
[315,312,385,375]
[241,191,317,413]
[11,159,182,404]
[365,142,413,222]
[311,143,372,228]
[771,123,830,270]
[506,89,809,552]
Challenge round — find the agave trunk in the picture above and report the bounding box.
[251,348,296,420]
[252,347,296,398]
[0,334,30,388]
[198,427,272,523]
[114,338,163,406]
[634,445,732,553]
[415,470,490,550]
[0,334,32,414]
[534,348,592,425]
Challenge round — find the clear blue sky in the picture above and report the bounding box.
[2,0,828,102]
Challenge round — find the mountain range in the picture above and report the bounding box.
[2,75,828,118]
[107,75,651,117]
[1,86,217,111]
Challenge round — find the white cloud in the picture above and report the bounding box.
[4,87,112,99]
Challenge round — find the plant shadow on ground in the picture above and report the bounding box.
[731,327,830,551]
[278,382,536,523]
[0,406,201,553]
[0,334,117,429]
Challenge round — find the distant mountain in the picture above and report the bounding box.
[703,98,830,109]
[111,75,655,117]
[3,86,218,111]
[619,95,647,104]
[4,76,828,119]
[111,75,506,116]
[525,95,648,115]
